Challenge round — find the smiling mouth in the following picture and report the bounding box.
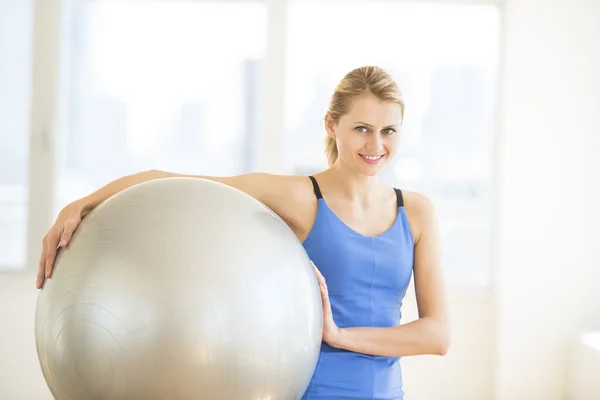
[359,154,385,161]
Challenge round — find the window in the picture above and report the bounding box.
[284,2,501,287]
[0,0,33,269]
[55,0,267,212]
[2,0,502,286]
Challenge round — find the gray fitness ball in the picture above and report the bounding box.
[35,178,322,400]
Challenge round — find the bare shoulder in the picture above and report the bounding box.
[401,190,438,244]
[220,172,312,203]
[269,173,314,195]
[257,173,316,205]
[250,173,317,235]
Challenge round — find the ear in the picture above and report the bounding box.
[324,114,336,139]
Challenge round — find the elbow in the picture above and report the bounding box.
[428,320,450,356]
[435,337,450,356]
[433,331,451,356]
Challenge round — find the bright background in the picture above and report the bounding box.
[1,0,599,399]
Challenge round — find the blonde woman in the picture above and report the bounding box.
[37,66,450,399]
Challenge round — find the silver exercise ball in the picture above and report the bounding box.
[35,178,322,400]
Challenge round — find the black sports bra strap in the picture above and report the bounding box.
[308,176,323,199]
[394,188,404,208]
[310,176,399,206]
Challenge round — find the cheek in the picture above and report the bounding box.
[384,136,400,153]
[336,133,364,155]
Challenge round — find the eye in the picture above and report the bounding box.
[382,128,396,135]
[354,126,369,133]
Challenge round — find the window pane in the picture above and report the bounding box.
[56,0,266,211]
[284,2,501,287]
[0,0,33,269]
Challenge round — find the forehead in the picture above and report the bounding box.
[342,94,403,125]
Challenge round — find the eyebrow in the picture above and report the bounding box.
[354,121,398,128]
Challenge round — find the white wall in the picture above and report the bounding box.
[568,333,600,400]
[0,275,52,399]
[402,288,496,400]
[495,0,600,398]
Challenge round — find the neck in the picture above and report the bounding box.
[319,159,383,206]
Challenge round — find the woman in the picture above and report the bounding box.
[36,66,450,399]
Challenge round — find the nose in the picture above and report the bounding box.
[366,132,384,153]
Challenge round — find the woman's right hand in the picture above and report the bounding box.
[36,201,86,289]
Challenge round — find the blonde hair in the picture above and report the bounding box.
[324,66,405,166]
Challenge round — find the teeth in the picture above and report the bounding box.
[362,155,383,160]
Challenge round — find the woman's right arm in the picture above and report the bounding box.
[36,169,309,289]
[77,170,293,218]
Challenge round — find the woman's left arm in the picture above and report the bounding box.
[320,193,451,357]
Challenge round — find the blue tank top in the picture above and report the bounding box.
[300,176,414,400]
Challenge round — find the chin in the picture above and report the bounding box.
[356,163,386,177]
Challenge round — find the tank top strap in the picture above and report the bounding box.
[394,188,404,208]
[308,176,323,200]
[310,176,401,207]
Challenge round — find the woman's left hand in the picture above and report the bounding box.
[312,261,342,347]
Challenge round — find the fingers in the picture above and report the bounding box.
[36,240,48,289]
[311,261,329,298]
[44,228,63,281]
[312,264,325,285]
[318,278,331,311]
[60,219,78,247]
[36,209,81,289]
[319,281,329,297]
